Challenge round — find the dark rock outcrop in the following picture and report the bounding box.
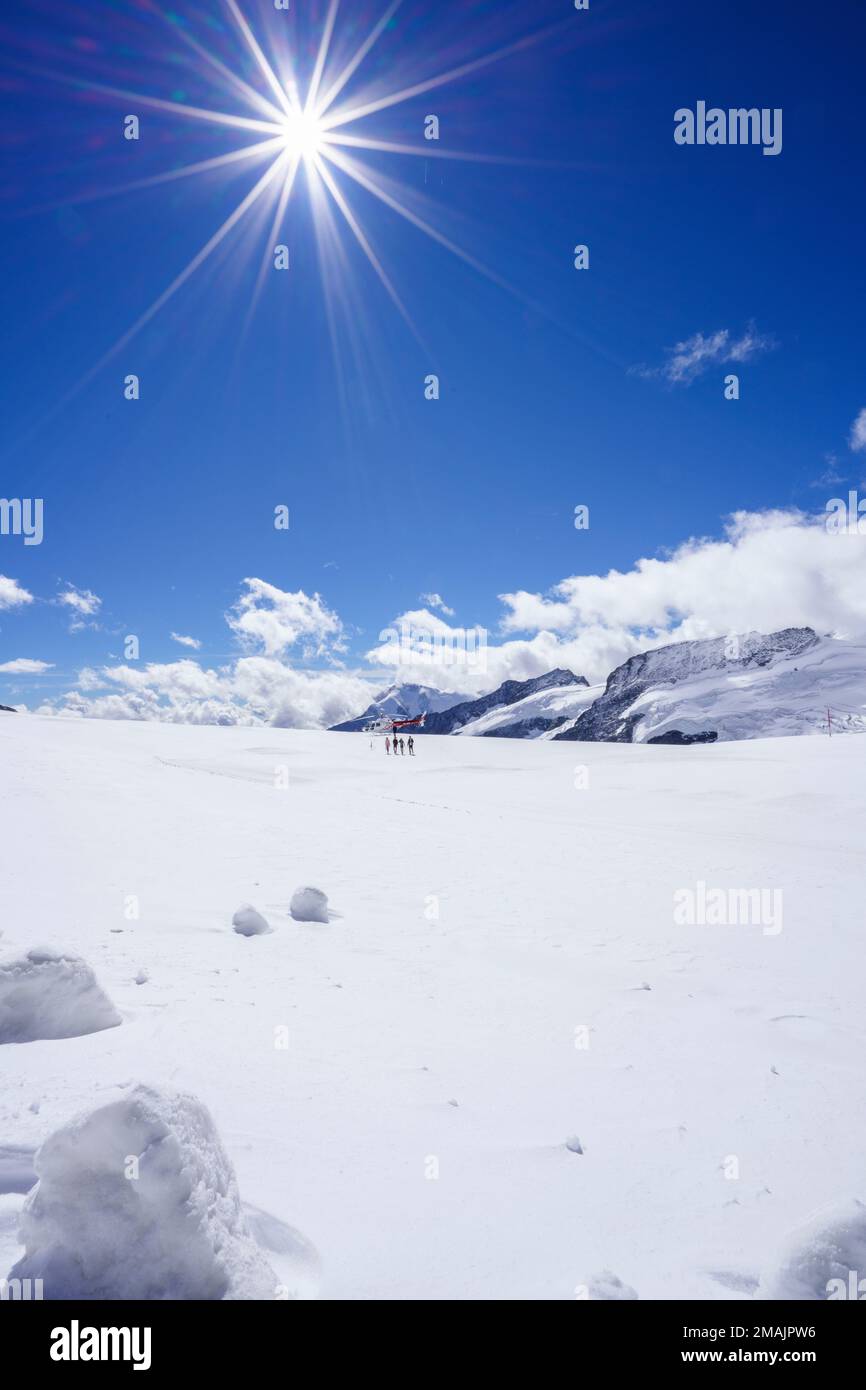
[481,714,572,739]
[647,729,718,746]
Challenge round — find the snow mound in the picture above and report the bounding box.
[0,947,121,1044]
[758,1199,866,1299]
[8,1084,280,1300]
[242,1203,321,1299]
[232,905,271,937]
[587,1270,638,1300]
[289,886,329,924]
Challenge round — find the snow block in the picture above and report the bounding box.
[759,1199,866,1300]
[0,947,121,1044]
[232,905,271,937]
[289,886,329,924]
[9,1085,279,1300]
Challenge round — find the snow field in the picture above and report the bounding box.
[1,714,865,1299]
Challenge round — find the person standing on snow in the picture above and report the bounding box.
[399,737,405,755]
[407,735,414,755]
[385,736,391,755]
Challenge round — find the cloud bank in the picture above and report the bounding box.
[369,510,866,689]
[29,509,866,724]
[54,658,371,729]
[39,579,368,728]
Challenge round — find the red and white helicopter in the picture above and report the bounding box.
[364,712,427,738]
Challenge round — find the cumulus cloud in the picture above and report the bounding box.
[497,508,866,681]
[0,658,53,674]
[365,608,484,690]
[42,580,370,727]
[365,617,604,696]
[58,585,101,615]
[0,575,33,611]
[43,658,371,729]
[419,592,455,616]
[849,408,866,454]
[35,515,866,724]
[635,323,775,385]
[170,632,202,650]
[364,606,596,696]
[90,660,222,699]
[57,584,102,631]
[226,579,344,658]
[288,512,866,695]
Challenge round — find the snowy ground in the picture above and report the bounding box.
[1,714,864,1300]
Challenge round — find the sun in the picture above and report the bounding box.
[47,0,559,399]
[280,108,325,161]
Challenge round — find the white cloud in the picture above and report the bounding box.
[41,580,369,728]
[388,608,461,638]
[849,408,866,454]
[810,454,845,488]
[226,579,344,658]
[94,660,223,699]
[361,510,866,692]
[419,592,455,616]
[231,658,371,728]
[365,621,597,696]
[170,632,202,650]
[57,584,102,631]
[37,513,866,723]
[0,658,54,674]
[496,508,866,681]
[44,657,371,729]
[76,668,105,692]
[636,323,775,385]
[366,607,543,696]
[58,585,101,615]
[0,575,33,611]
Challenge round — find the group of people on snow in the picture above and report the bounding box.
[385,734,414,756]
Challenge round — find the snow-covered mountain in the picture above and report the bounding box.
[456,674,601,739]
[331,631,866,745]
[418,669,589,737]
[554,627,866,744]
[330,682,468,732]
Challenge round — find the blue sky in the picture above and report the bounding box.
[1,0,865,721]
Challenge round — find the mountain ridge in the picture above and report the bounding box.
[329,630,866,744]
[554,627,866,744]
[330,681,469,733]
[416,669,588,736]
